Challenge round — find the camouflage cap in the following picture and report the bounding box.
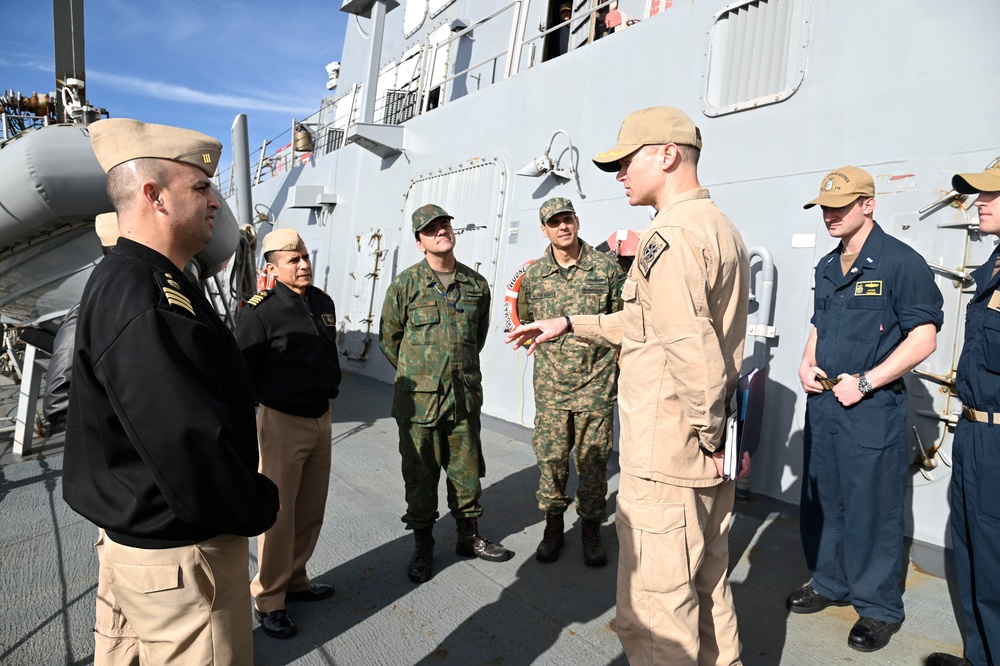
[952,158,1000,194]
[94,212,120,247]
[803,166,875,209]
[262,228,305,253]
[412,203,453,234]
[593,106,702,172]
[89,118,223,177]
[539,197,576,224]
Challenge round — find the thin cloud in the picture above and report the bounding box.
[90,70,314,115]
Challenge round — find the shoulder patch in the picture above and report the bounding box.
[637,232,668,277]
[247,290,272,308]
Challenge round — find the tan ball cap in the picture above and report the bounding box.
[261,228,305,254]
[89,118,223,177]
[803,166,875,209]
[593,106,703,172]
[94,212,120,247]
[952,159,1000,194]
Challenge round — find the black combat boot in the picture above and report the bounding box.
[582,519,608,567]
[535,512,565,563]
[408,526,434,583]
[455,517,514,562]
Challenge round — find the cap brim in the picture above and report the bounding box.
[542,207,575,223]
[592,144,642,172]
[415,215,453,233]
[803,193,863,210]
[953,171,1000,195]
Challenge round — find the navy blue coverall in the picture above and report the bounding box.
[952,245,1000,665]
[801,222,943,623]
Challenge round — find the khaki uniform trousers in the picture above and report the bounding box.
[95,530,252,666]
[251,405,332,612]
[615,472,741,666]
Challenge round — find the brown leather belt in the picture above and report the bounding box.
[816,374,903,393]
[817,374,859,391]
[962,405,1000,425]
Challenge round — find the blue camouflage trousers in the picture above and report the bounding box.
[532,406,614,522]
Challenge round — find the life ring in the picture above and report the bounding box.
[503,260,535,331]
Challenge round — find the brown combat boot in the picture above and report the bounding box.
[455,517,514,562]
[582,519,608,567]
[535,512,565,563]
[408,526,434,583]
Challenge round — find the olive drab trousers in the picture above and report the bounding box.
[251,405,332,612]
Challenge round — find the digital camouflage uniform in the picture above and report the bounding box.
[519,233,624,521]
[379,258,491,530]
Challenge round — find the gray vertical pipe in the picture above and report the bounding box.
[231,114,253,229]
[358,1,388,124]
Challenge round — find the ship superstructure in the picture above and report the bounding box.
[229,0,996,574]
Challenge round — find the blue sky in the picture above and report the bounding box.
[1,0,348,185]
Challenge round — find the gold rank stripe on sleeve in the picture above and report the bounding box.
[162,286,196,316]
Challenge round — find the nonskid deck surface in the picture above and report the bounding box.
[0,373,962,665]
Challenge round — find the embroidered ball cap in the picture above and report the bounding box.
[952,158,1000,194]
[94,212,120,247]
[539,197,576,224]
[261,228,305,254]
[412,204,453,234]
[803,166,876,209]
[592,106,703,173]
[89,118,223,178]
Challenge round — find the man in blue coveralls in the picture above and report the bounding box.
[927,162,1000,666]
[788,166,943,652]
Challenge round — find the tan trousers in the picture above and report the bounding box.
[615,473,742,666]
[250,405,332,612]
[95,531,253,666]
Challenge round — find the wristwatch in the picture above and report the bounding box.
[564,315,573,332]
[858,373,874,395]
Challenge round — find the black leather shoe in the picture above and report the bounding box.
[256,609,298,639]
[786,584,850,614]
[848,616,902,652]
[925,653,971,666]
[285,583,335,603]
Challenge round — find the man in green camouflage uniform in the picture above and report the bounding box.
[379,203,514,584]
[518,197,624,566]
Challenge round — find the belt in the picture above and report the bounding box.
[962,406,1000,424]
[817,374,903,393]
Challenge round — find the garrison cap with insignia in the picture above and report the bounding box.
[803,166,875,209]
[412,204,453,234]
[89,118,223,177]
[593,106,703,173]
[953,157,1000,194]
[262,228,305,254]
[539,197,576,224]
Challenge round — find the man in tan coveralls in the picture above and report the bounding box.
[507,106,750,665]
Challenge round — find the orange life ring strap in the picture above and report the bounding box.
[503,260,534,331]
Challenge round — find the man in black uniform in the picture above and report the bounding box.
[63,119,279,666]
[235,228,342,639]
